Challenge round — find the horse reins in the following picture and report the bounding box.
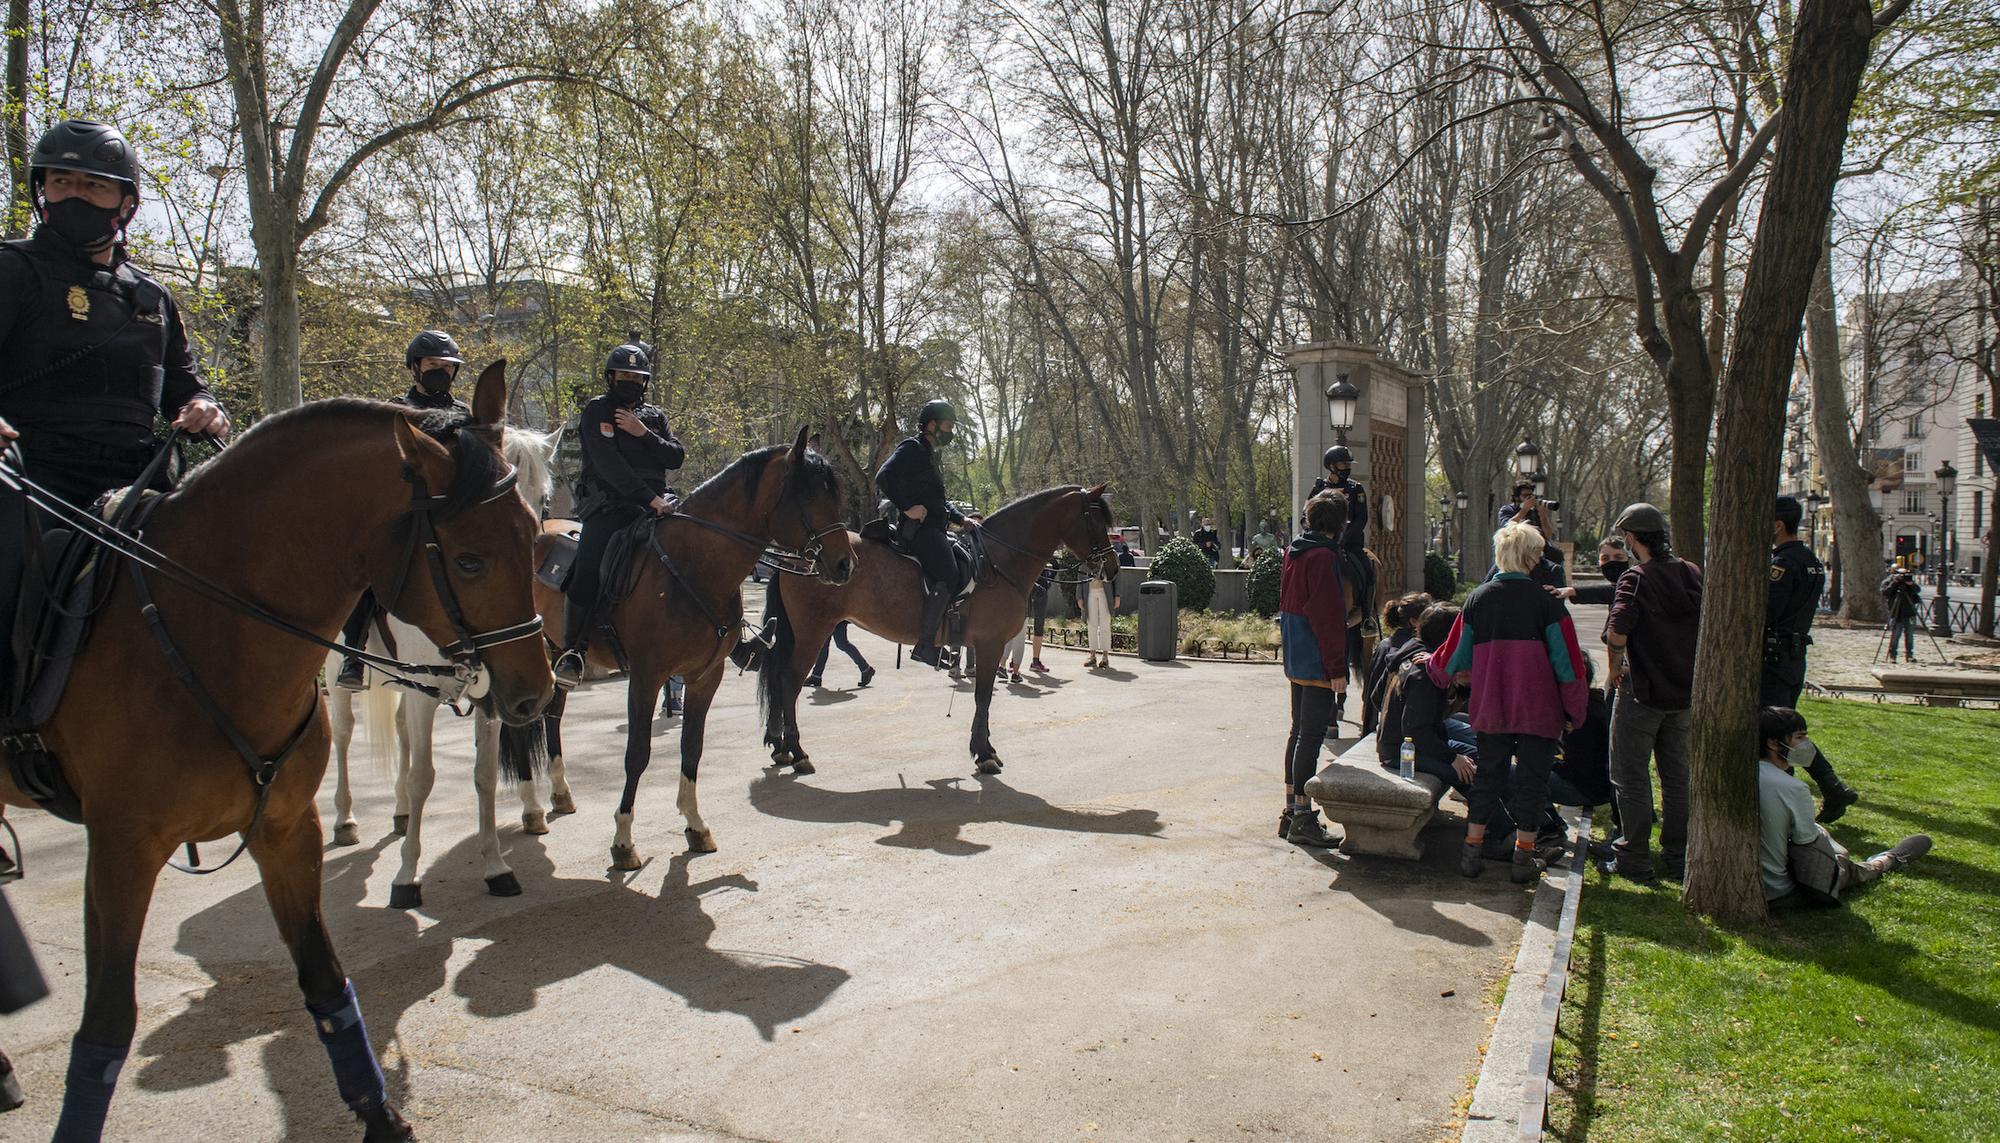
[0,432,542,873]
[638,496,850,654]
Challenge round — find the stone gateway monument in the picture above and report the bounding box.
[1282,341,1427,594]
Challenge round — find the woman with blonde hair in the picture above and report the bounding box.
[1426,522,1589,881]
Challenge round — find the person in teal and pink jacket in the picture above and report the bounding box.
[1428,522,1589,883]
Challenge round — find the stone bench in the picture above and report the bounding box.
[1304,733,1450,860]
[1868,667,2000,705]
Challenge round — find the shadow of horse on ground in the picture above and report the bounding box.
[450,842,850,1041]
[748,771,1164,856]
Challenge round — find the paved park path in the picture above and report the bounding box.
[4,625,1534,1142]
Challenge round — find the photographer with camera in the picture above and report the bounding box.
[1491,482,1566,588]
[1881,560,1924,663]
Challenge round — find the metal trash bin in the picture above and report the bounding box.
[1138,580,1178,662]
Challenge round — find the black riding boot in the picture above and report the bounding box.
[1807,750,1860,823]
[910,586,951,668]
[552,597,594,689]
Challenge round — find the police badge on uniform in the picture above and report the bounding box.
[1769,566,1785,581]
[66,285,89,321]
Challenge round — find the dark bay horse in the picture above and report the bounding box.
[758,484,1114,775]
[0,364,552,1140]
[532,427,854,870]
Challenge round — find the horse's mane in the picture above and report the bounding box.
[986,484,1107,528]
[175,398,510,518]
[499,425,556,515]
[683,441,840,512]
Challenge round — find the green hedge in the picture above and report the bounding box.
[1247,545,1282,616]
[1149,535,1216,611]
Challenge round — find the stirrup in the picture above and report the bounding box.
[552,648,586,689]
[334,657,366,691]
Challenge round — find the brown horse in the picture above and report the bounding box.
[757,484,1115,774]
[0,364,552,1140]
[532,427,855,870]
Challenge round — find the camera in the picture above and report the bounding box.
[1541,499,1561,513]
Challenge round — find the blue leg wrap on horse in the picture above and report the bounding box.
[307,980,387,1111]
[52,1037,127,1142]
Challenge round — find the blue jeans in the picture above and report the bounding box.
[1887,618,1917,657]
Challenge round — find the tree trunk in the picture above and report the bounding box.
[1683,0,1876,924]
[1806,224,1885,621]
[258,239,303,414]
[3,0,26,238]
[1661,306,1716,563]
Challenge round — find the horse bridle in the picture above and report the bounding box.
[758,493,851,578]
[377,463,546,676]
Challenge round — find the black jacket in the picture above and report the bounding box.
[876,433,962,530]
[1377,642,1454,768]
[1881,573,1922,621]
[0,227,212,451]
[1766,540,1826,635]
[1308,475,1370,548]
[399,385,470,415]
[576,392,684,513]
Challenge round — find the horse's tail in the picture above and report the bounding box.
[757,578,798,729]
[498,717,548,783]
[356,666,402,781]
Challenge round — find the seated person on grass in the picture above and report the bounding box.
[1549,655,1616,813]
[1757,706,1930,909]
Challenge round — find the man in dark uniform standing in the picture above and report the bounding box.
[0,119,229,878]
[1310,445,1375,635]
[1764,495,1858,821]
[333,328,471,687]
[552,343,684,687]
[877,399,965,667]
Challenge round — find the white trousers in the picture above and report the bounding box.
[1086,581,1112,654]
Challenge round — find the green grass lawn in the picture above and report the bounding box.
[1548,698,2000,1142]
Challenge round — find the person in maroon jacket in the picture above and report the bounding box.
[1591,502,1704,882]
[1428,522,1589,882]
[1277,492,1351,847]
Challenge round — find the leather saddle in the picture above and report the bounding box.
[859,512,978,601]
[3,490,162,823]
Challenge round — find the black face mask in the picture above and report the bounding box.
[417,367,455,394]
[45,197,123,251]
[610,380,646,406]
[1332,466,1351,482]
[1600,559,1631,580]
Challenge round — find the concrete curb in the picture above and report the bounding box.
[1461,807,1588,1142]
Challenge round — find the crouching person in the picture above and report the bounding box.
[1758,706,1929,909]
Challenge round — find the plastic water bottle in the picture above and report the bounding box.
[1399,737,1416,782]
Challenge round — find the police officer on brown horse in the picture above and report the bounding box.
[876,399,966,667]
[0,118,230,876]
[333,328,471,687]
[552,342,685,687]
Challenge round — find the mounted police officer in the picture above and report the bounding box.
[1310,444,1375,635]
[1764,495,1858,822]
[551,343,684,687]
[876,399,966,667]
[333,328,472,686]
[0,119,229,877]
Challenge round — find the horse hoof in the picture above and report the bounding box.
[609,844,643,871]
[685,828,718,854]
[387,883,422,910]
[974,755,1002,775]
[791,758,816,776]
[359,1100,415,1140]
[485,872,523,897]
[0,1065,23,1111]
[391,814,409,837]
[332,821,361,847]
[521,811,549,835]
[551,793,577,816]
[769,749,794,766]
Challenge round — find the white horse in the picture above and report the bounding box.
[326,423,566,907]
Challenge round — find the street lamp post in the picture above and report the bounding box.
[1453,490,1468,578]
[1326,373,1360,443]
[1933,460,1958,636]
[1513,438,1541,479]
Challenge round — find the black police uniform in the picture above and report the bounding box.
[1309,472,1374,621]
[0,226,215,672]
[876,433,963,588]
[564,392,684,640]
[1760,539,1826,708]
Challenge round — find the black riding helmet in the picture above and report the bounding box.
[917,399,957,430]
[405,330,464,368]
[604,343,653,383]
[1322,444,1353,471]
[30,119,142,203]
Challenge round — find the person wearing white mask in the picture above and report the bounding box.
[1756,706,1928,909]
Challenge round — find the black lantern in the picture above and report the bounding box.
[1326,373,1360,442]
[1513,438,1542,477]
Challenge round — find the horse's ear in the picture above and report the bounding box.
[1086,482,1108,498]
[787,424,810,463]
[392,414,454,490]
[471,359,508,426]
